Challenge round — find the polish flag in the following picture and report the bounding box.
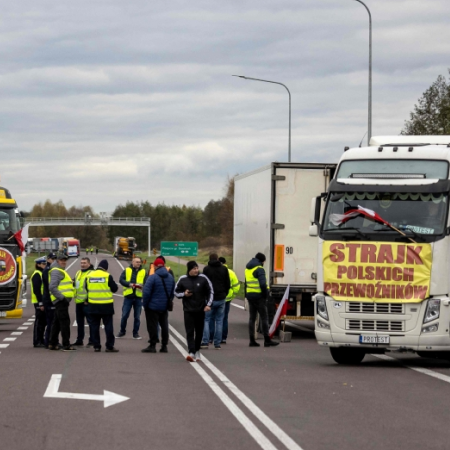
[329,205,390,227]
[12,223,30,254]
[269,285,290,338]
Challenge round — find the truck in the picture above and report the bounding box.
[0,186,26,319]
[233,162,335,327]
[60,238,80,257]
[311,135,450,364]
[32,237,58,253]
[114,236,137,261]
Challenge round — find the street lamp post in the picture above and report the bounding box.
[233,75,291,162]
[354,0,372,145]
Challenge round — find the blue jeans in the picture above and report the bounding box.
[210,301,231,342]
[202,300,226,346]
[120,296,142,335]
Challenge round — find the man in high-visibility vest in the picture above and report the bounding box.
[86,259,119,352]
[72,257,94,347]
[245,252,279,348]
[31,256,47,348]
[117,256,147,340]
[48,252,76,351]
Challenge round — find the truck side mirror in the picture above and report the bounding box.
[310,196,322,224]
[309,224,318,236]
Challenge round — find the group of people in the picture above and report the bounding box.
[85,247,98,255]
[30,250,279,360]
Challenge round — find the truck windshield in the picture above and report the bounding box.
[0,208,19,233]
[323,192,448,236]
[337,160,448,179]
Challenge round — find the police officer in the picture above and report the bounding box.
[48,252,76,351]
[117,256,147,339]
[245,252,279,348]
[85,259,119,352]
[72,257,94,347]
[31,256,47,347]
[42,252,57,348]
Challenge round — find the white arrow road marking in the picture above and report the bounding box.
[44,374,129,408]
[72,320,103,329]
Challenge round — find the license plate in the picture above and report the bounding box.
[0,312,6,317]
[359,335,390,344]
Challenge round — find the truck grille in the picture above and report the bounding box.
[346,302,404,314]
[346,319,404,332]
[0,286,17,310]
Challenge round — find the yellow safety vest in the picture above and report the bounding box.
[50,268,74,302]
[86,269,114,304]
[224,265,240,301]
[74,269,92,303]
[31,270,43,304]
[245,266,269,294]
[123,267,146,297]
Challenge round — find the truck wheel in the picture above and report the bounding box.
[330,348,365,365]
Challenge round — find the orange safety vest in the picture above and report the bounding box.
[149,264,171,275]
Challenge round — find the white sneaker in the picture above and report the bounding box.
[195,351,201,362]
[186,353,195,362]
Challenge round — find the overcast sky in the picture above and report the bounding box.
[1,0,449,214]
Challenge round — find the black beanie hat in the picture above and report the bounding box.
[187,260,198,274]
[255,252,266,263]
[219,257,226,264]
[98,259,109,270]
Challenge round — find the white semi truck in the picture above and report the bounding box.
[234,163,336,323]
[311,135,450,364]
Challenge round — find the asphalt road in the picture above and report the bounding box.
[1,252,450,450]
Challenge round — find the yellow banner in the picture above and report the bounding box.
[322,241,432,303]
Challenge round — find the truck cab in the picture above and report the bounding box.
[0,186,25,319]
[311,136,450,363]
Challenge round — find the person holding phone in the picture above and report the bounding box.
[174,261,213,362]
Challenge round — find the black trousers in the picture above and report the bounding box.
[44,305,55,346]
[90,314,115,350]
[75,303,93,344]
[145,309,168,347]
[248,297,269,339]
[49,301,71,348]
[33,305,47,346]
[184,310,205,354]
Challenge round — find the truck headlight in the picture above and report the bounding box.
[316,295,329,320]
[423,299,440,323]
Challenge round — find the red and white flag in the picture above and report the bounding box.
[12,223,30,254]
[269,285,290,338]
[329,205,390,227]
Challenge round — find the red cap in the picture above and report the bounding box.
[154,258,165,268]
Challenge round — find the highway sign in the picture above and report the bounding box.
[160,241,198,257]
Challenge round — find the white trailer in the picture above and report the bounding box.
[234,162,336,321]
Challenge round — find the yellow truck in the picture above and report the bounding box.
[0,186,25,319]
[113,236,137,261]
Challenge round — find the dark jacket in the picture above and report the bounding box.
[119,264,148,298]
[86,269,119,315]
[174,273,213,312]
[245,258,268,300]
[42,264,52,307]
[31,267,44,306]
[202,260,230,301]
[143,267,175,311]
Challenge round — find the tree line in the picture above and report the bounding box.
[26,177,234,252]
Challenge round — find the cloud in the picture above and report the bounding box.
[0,0,449,214]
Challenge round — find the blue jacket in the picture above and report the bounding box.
[143,267,175,311]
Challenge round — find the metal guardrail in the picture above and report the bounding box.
[25,217,150,226]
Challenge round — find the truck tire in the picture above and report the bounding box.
[330,347,366,365]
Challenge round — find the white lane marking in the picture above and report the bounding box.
[17,327,28,330]
[169,335,277,450]
[11,332,23,336]
[0,344,10,348]
[170,325,304,450]
[32,315,35,318]
[113,294,123,298]
[115,258,125,270]
[231,303,245,310]
[4,337,16,342]
[373,354,450,383]
[44,374,129,408]
[66,258,78,271]
[23,322,33,325]
[73,320,102,329]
